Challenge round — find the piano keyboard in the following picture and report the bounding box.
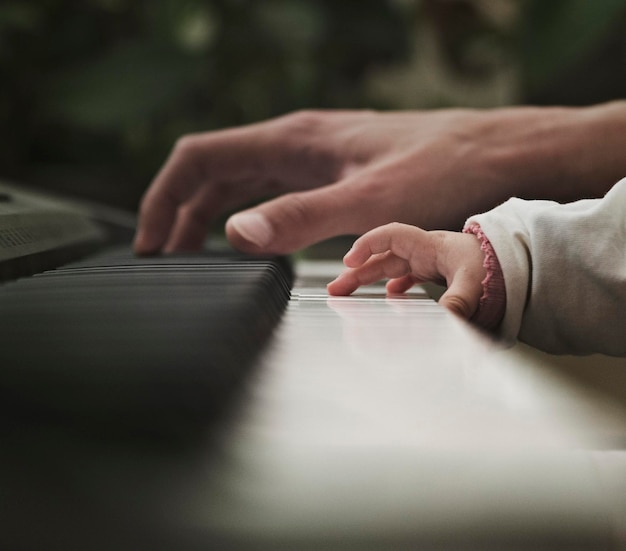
[0,247,293,436]
[3,183,626,550]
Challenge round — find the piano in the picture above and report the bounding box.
[1,180,625,550]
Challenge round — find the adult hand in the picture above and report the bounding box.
[327,223,485,320]
[133,109,497,255]
[133,103,624,255]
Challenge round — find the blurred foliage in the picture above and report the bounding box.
[1,0,625,209]
[520,0,626,96]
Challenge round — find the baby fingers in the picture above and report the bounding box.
[327,251,411,295]
[343,222,436,268]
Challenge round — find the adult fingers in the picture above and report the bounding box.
[162,183,221,252]
[133,114,340,255]
[134,133,221,255]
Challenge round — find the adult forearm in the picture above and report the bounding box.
[479,100,626,205]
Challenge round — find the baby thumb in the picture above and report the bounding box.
[438,274,481,320]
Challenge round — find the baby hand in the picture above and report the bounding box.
[327,223,486,320]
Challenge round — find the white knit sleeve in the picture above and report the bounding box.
[465,177,626,356]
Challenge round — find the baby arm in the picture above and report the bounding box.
[327,223,505,329]
[328,177,626,356]
[468,177,626,356]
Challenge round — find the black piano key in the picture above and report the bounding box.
[0,246,293,437]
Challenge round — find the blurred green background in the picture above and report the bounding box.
[1,0,626,211]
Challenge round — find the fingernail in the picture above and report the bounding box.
[229,212,273,248]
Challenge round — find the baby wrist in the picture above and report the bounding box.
[462,223,506,331]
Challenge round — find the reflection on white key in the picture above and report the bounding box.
[183,260,626,548]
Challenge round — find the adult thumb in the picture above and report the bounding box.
[225,184,364,254]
